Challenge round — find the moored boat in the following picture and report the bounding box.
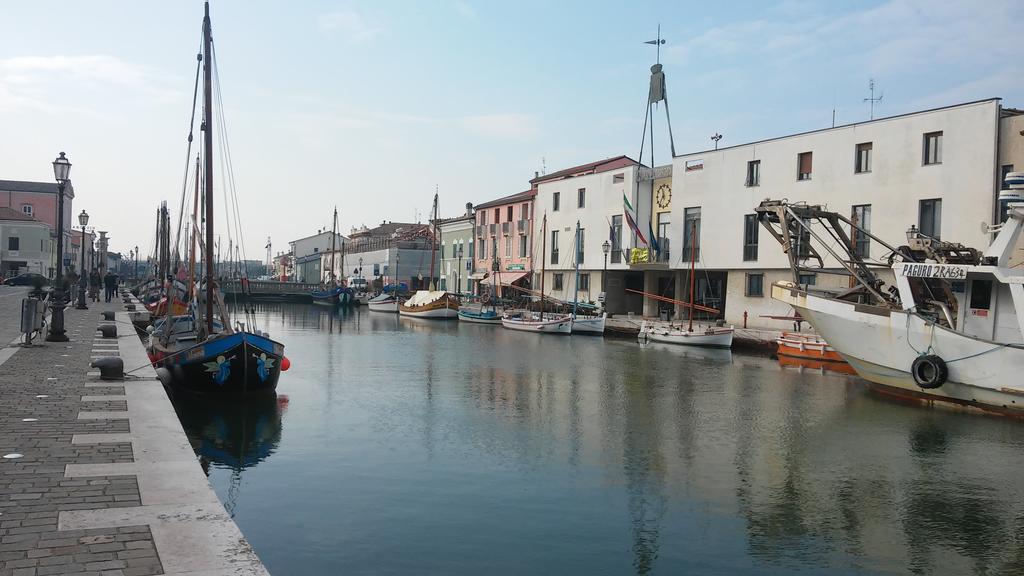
[638,321,734,347]
[367,292,398,313]
[571,313,606,334]
[501,310,572,333]
[458,306,502,324]
[756,192,1024,416]
[776,332,848,364]
[399,290,460,319]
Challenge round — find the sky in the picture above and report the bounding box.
[1,0,1021,261]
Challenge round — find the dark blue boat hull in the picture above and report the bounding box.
[161,331,284,396]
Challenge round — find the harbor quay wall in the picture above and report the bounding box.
[0,292,270,576]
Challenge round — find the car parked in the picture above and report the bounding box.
[2,273,50,286]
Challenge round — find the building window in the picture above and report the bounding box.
[553,273,564,291]
[798,273,817,286]
[919,198,942,239]
[505,235,511,258]
[576,228,585,264]
[855,142,872,173]
[656,212,670,261]
[577,188,586,208]
[553,192,560,212]
[8,237,20,251]
[613,173,625,183]
[480,238,487,259]
[743,214,758,261]
[507,206,513,221]
[745,160,760,187]
[551,230,559,264]
[797,152,813,181]
[493,208,500,223]
[745,273,763,297]
[519,234,527,258]
[579,273,590,291]
[440,244,445,259]
[851,204,871,258]
[468,239,475,259]
[479,211,487,225]
[683,207,701,261]
[923,131,943,165]
[522,203,530,220]
[21,204,33,216]
[611,215,622,263]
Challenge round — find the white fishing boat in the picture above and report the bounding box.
[501,310,572,333]
[571,313,606,334]
[399,290,459,319]
[756,186,1024,417]
[638,321,734,347]
[367,292,398,313]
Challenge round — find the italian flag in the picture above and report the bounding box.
[623,193,648,245]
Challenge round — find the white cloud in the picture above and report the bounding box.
[460,114,540,141]
[317,8,383,42]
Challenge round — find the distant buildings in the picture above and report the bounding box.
[0,179,76,277]
[0,207,52,277]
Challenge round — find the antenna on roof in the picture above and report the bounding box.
[541,156,547,175]
[864,78,883,120]
[644,23,666,65]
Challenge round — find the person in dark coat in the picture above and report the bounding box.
[103,271,117,302]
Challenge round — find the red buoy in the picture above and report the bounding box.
[281,356,291,371]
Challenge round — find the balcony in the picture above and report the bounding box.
[517,219,527,233]
[502,222,510,235]
[627,245,670,270]
[488,223,496,236]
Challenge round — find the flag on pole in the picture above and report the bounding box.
[623,193,648,245]
[648,221,660,254]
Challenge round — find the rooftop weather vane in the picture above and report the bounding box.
[645,23,666,64]
[864,78,883,120]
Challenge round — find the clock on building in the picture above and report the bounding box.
[656,183,672,209]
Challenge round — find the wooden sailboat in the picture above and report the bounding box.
[502,214,571,334]
[400,192,459,319]
[569,220,606,334]
[638,220,733,347]
[311,207,344,305]
[151,2,284,395]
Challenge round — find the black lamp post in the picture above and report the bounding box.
[134,245,139,280]
[46,152,71,342]
[75,210,89,309]
[601,240,611,304]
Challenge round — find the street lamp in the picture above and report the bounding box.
[134,245,139,280]
[75,210,89,309]
[456,243,464,295]
[601,240,611,306]
[46,152,71,342]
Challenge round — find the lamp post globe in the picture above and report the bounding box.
[75,210,89,310]
[46,152,72,342]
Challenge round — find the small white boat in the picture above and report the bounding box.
[399,290,459,319]
[571,312,606,335]
[638,321,735,348]
[501,311,572,334]
[367,293,398,313]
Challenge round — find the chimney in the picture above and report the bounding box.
[465,202,473,216]
[534,171,539,179]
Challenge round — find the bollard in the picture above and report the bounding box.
[101,311,115,321]
[90,357,124,381]
[743,310,748,329]
[99,324,117,338]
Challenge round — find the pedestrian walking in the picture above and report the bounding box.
[103,270,117,302]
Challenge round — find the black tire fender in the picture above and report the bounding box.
[911,355,948,389]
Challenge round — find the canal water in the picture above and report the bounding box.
[172,303,1024,575]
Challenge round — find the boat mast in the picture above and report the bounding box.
[573,220,580,318]
[189,155,200,298]
[329,207,337,285]
[688,219,696,332]
[202,1,214,336]
[539,214,547,321]
[428,192,438,290]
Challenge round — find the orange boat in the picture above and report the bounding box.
[776,332,856,374]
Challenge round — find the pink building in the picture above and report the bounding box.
[472,189,535,293]
[0,180,76,276]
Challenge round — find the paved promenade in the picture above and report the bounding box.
[0,296,269,576]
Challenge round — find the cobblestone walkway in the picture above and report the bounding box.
[0,300,162,576]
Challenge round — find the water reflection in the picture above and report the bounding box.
[199,303,1024,575]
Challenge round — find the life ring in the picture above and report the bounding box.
[911,355,948,389]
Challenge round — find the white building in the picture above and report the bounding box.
[532,156,651,313]
[652,98,1024,328]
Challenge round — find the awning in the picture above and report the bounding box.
[469,272,488,280]
[496,270,530,287]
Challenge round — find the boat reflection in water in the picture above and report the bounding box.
[171,393,287,516]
